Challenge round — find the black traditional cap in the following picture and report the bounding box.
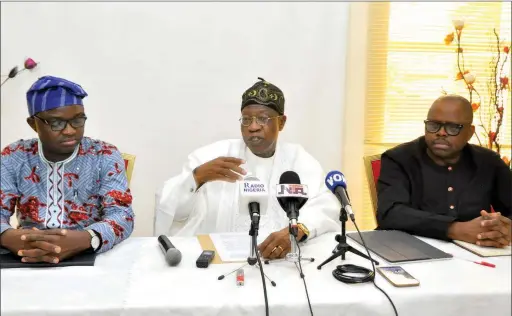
[241,77,285,115]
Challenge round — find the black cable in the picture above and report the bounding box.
[254,234,269,316]
[352,220,398,316]
[332,264,374,283]
[294,238,314,316]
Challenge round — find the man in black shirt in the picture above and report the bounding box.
[377,95,511,248]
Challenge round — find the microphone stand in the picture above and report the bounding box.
[266,220,315,281]
[268,204,315,275]
[284,222,315,264]
[217,211,277,287]
[317,206,379,270]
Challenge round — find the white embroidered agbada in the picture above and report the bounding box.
[154,139,339,240]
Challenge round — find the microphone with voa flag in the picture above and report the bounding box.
[157,235,182,266]
[325,170,355,221]
[319,171,394,316]
[317,170,379,270]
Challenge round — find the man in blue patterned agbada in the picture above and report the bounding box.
[0,75,134,264]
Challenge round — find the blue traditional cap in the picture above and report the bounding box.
[26,75,88,116]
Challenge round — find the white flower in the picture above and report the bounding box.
[453,19,465,31]
[463,72,476,84]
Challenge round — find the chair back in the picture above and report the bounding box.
[363,154,382,217]
[122,153,136,187]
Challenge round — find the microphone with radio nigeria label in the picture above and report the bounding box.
[239,175,268,233]
[324,170,355,221]
[218,174,276,316]
[239,175,268,264]
[157,235,182,266]
[276,171,308,237]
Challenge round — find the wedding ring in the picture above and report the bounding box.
[271,246,284,254]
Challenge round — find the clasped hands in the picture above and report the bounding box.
[450,210,512,248]
[0,228,90,264]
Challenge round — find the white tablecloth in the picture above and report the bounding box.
[1,232,510,316]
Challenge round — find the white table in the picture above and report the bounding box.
[1,232,510,316]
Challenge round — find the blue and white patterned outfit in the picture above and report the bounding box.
[0,137,134,253]
[0,75,134,253]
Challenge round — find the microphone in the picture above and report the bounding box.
[239,175,268,265]
[157,235,182,266]
[324,171,355,221]
[276,171,309,236]
[240,175,268,228]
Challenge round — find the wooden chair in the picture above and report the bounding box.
[122,153,136,187]
[363,154,382,218]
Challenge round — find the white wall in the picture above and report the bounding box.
[342,3,373,230]
[1,2,349,236]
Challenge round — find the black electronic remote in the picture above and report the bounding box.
[196,250,215,268]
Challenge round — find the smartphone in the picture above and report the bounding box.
[377,266,420,287]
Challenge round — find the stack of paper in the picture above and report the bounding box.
[453,240,512,257]
[208,232,267,262]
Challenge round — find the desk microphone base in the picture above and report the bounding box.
[317,207,379,270]
[217,258,277,287]
[217,224,277,287]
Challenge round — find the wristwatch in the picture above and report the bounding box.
[87,230,101,252]
[297,223,310,242]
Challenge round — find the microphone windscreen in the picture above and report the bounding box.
[279,171,301,184]
[240,176,268,216]
[157,235,182,266]
[165,249,182,266]
[324,170,347,192]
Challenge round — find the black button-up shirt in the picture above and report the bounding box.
[377,136,511,240]
[420,149,475,219]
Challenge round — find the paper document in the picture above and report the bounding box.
[210,232,267,262]
[454,240,511,257]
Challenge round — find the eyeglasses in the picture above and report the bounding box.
[239,115,281,127]
[34,115,87,132]
[424,120,465,136]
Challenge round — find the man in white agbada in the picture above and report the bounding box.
[155,78,339,259]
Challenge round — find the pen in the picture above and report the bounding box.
[448,253,496,268]
[474,261,496,268]
[459,257,496,268]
